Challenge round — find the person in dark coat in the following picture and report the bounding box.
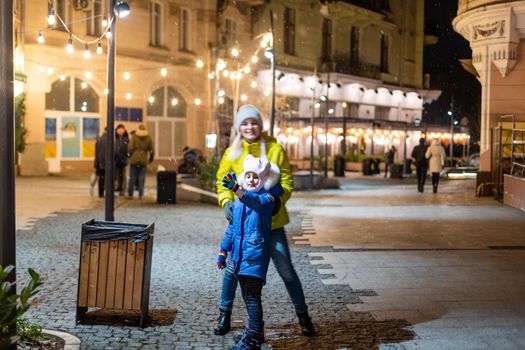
[217,155,283,350]
[127,124,154,199]
[114,124,129,195]
[411,138,428,193]
[94,129,107,198]
[384,146,396,178]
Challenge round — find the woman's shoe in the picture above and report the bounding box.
[213,308,231,335]
[297,311,316,336]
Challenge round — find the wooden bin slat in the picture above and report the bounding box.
[96,242,110,308]
[104,240,119,309]
[113,240,128,309]
[87,242,100,306]
[77,241,91,307]
[132,242,145,310]
[123,241,136,310]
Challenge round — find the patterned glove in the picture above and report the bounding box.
[217,250,227,269]
[221,172,240,193]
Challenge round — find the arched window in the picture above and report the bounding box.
[146,86,187,158]
[45,77,100,160]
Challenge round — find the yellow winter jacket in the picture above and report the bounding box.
[216,134,293,230]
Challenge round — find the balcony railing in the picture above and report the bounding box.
[457,0,511,15]
[330,57,381,80]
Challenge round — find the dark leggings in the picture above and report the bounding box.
[432,172,440,192]
[239,276,264,332]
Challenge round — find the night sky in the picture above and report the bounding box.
[423,0,481,142]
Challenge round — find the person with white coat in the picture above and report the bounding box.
[425,138,447,193]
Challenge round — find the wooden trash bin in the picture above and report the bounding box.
[76,219,154,327]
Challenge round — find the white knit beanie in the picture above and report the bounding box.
[240,155,270,192]
[235,104,263,131]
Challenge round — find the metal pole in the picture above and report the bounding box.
[403,127,408,177]
[309,71,316,190]
[105,0,116,221]
[450,96,454,162]
[269,10,276,136]
[0,1,17,347]
[324,69,330,178]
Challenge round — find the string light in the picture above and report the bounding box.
[59,74,66,81]
[96,41,103,55]
[196,59,204,68]
[161,67,167,77]
[103,88,109,95]
[106,28,112,39]
[216,59,226,71]
[83,43,91,59]
[342,102,348,108]
[126,93,132,100]
[171,98,178,106]
[47,8,56,25]
[102,18,108,28]
[148,96,155,104]
[194,98,202,106]
[37,32,44,44]
[123,71,130,80]
[47,67,54,75]
[251,56,258,64]
[217,89,225,97]
[218,97,225,104]
[81,82,88,89]
[231,47,239,57]
[241,94,247,101]
[85,71,93,79]
[250,81,258,88]
[207,72,215,79]
[223,70,230,78]
[243,66,251,74]
[66,37,74,54]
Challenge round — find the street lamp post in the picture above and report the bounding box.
[1,1,17,347]
[269,10,276,137]
[105,0,129,221]
[449,96,455,163]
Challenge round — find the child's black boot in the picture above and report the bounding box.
[297,311,316,336]
[229,327,262,350]
[213,308,231,335]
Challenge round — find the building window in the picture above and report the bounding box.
[322,19,332,62]
[343,103,359,118]
[180,8,190,51]
[376,106,389,120]
[224,18,237,46]
[46,78,71,111]
[50,0,68,31]
[87,0,104,36]
[284,8,295,55]
[380,32,389,73]
[147,86,187,158]
[350,26,359,68]
[150,1,163,47]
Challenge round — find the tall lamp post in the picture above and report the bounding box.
[105,0,130,221]
[1,1,17,347]
[269,10,276,136]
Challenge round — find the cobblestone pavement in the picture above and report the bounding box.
[17,180,412,350]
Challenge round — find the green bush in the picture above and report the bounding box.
[198,155,220,193]
[0,266,42,348]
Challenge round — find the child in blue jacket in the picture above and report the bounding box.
[217,155,283,350]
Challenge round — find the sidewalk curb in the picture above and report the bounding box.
[43,329,81,350]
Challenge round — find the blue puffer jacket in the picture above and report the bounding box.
[220,184,284,283]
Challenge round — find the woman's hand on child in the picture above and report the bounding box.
[222,172,240,193]
[217,251,227,269]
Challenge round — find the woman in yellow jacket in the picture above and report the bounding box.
[213,104,315,338]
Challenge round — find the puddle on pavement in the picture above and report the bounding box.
[266,319,414,350]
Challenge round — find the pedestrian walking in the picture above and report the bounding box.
[426,138,446,193]
[411,138,428,193]
[217,155,283,350]
[384,146,396,178]
[127,124,154,199]
[94,129,107,198]
[114,124,129,196]
[213,104,315,337]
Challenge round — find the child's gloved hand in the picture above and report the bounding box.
[217,251,227,269]
[221,172,240,193]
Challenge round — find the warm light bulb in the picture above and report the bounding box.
[47,67,54,75]
[105,29,112,39]
[217,89,225,97]
[342,102,348,108]
[47,9,56,25]
[102,18,108,28]
[216,59,226,71]
[250,81,258,88]
[83,44,91,59]
[231,48,239,57]
[194,98,202,106]
[207,72,215,79]
[314,102,321,109]
[171,98,178,106]
[66,38,74,54]
[251,56,258,64]
[37,32,44,44]
[241,94,247,101]
[126,93,132,100]
[103,88,109,95]
[264,48,274,59]
[123,71,130,80]
[196,59,204,68]
[243,66,251,74]
[223,70,229,78]
[148,96,155,104]
[161,68,167,77]
[85,71,93,80]
[96,42,103,55]
[59,74,66,81]
[218,97,225,104]
[81,82,88,89]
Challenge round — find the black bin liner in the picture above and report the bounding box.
[81,220,152,243]
[157,171,177,204]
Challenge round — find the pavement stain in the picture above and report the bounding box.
[266,319,415,350]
